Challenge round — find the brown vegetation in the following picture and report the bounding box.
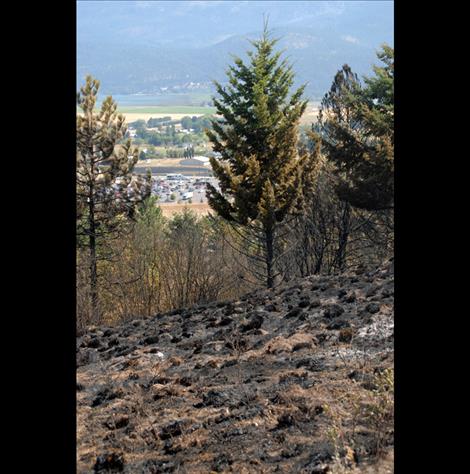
[77,260,394,473]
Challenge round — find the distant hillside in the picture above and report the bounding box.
[77,1,393,99]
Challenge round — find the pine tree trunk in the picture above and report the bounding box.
[265,226,275,289]
[335,202,351,272]
[88,194,99,321]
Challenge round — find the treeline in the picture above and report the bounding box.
[129,115,213,148]
[76,26,393,328]
[77,201,250,332]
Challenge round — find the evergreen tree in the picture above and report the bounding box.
[76,76,151,320]
[319,45,394,211]
[206,24,318,288]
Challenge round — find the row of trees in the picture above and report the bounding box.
[206,25,393,288]
[77,203,249,331]
[76,24,393,326]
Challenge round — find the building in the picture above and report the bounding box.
[179,156,211,167]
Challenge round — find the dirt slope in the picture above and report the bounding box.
[77,260,394,473]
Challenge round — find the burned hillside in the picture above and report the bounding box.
[77,259,394,473]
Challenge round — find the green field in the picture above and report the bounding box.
[117,105,217,115]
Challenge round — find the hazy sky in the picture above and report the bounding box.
[77,1,393,49]
[77,1,393,97]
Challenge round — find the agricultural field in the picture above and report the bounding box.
[83,101,319,125]
[158,202,211,217]
[117,106,216,123]
[300,101,321,125]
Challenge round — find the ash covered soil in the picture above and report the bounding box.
[77,261,394,473]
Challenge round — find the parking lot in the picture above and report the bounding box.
[151,175,220,203]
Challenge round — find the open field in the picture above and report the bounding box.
[118,105,216,115]
[158,202,211,217]
[82,101,320,125]
[300,102,320,125]
[135,158,186,168]
[117,101,319,124]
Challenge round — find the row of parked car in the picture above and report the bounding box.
[151,175,219,202]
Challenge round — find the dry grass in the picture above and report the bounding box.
[134,157,184,168]
[77,263,394,472]
[300,103,320,125]
[159,202,211,217]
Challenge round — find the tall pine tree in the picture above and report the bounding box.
[206,24,318,288]
[76,76,151,321]
[319,45,394,211]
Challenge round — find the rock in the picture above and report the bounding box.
[241,314,264,332]
[163,439,182,455]
[114,345,135,357]
[200,390,230,408]
[177,376,192,387]
[141,335,159,345]
[104,416,129,430]
[285,307,304,319]
[92,388,122,407]
[296,357,326,372]
[276,413,296,429]
[337,289,347,298]
[339,328,354,342]
[323,304,344,319]
[159,333,173,343]
[309,298,321,308]
[86,338,102,349]
[193,341,203,354]
[159,420,189,440]
[94,452,125,472]
[221,359,238,368]
[344,291,356,303]
[107,337,120,348]
[218,316,233,326]
[212,452,233,471]
[366,302,381,314]
[326,318,351,330]
[298,298,310,308]
[292,341,313,352]
[141,459,176,473]
[348,370,377,390]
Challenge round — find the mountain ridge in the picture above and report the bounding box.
[77,1,393,98]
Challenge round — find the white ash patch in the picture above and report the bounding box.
[356,313,394,344]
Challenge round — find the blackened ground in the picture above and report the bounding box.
[77,260,394,473]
